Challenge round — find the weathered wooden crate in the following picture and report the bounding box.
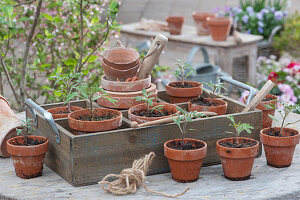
[26,91,262,186]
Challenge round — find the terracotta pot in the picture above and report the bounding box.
[207,17,232,41]
[216,137,259,180]
[6,135,49,179]
[164,138,207,182]
[188,97,227,115]
[166,81,203,103]
[103,47,140,70]
[47,106,83,119]
[101,75,151,92]
[192,12,216,35]
[166,16,184,35]
[128,103,180,124]
[243,94,277,128]
[68,108,122,132]
[260,127,300,168]
[102,58,140,81]
[0,95,22,157]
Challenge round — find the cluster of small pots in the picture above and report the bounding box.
[166,13,232,41]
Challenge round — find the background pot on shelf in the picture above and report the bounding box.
[243,94,277,128]
[207,17,232,41]
[192,12,216,35]
[166,16,184,35]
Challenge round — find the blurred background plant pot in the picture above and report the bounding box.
[207,17,232,41]
[166,16,184,35]
[192,12,216,35]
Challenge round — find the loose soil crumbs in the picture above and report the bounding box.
[13,137,46,146]
[190,97,218,106]
[169,82,197,88]
[77,113,116,121]
[264,128,298,137]
[219,138,257,148]
[167,139,205,150]
[133,109,175,117]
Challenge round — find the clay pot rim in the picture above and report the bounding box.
[0,95,9,106]
[166,16,184,23]
[260,127,299,139]
[192,12,216,20]
[164,138,207,152]
[103,47,140,67]
[102,75,150,84]
[47,106,83,117]
[102,58,141,72]
[99,83,156,97]
[167,81,202,90]
[189,97,227,108]
[128,102,180,120]
[206,17,231,25]
[68,108,122,124]
[216,137,259,150]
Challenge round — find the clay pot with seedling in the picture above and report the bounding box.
[189,78,228,115]
[129,89,179,124]
[68,84,122,132]
[6,119,49,179]
[48,73,83,119]
[166,59,203,103]
[216,115,259,180]
[164,107,207,183]
[260,102,300,168]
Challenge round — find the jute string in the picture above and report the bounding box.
[98,152,189,198]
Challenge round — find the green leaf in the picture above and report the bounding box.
[43,13,53,21]
[83,55,97,63]
[91,17,99,25]
[2,6,13,18]
[54,90,62,97]
[64,92,78,104]
[268,114,279,122]
[64,58,77,66]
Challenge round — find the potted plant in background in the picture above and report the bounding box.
[189,78,228,115]
[260,102,300,168]
[6,119,49,179]
[166,59,203,103]
[164,107,207,183]
[129,89,179,124]
[68,84,122,132]
[166,16,184,35]
[47,73,83,119]
[192,12,216,35]
[206,16,232,41]
[216,115,259,180]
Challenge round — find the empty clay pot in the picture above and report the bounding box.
[68,108,122,132]
[207,17,232,41]
[216,137,259,180]
[7,135,49,179]
[243,94,277,128]
[192,12,216,35]
[101,75,151,92]
[102,58,140,81]
[166,16,184,35]
[188,97,227,115]
[47,106,83,119]
[103,47,140,70]
[0,95,22,157]
[260,127,299,168]
[166,81,203,103]
[128,102,180,124]
[164,138,207,182]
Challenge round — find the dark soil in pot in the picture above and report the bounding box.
[190,97,219,106]
[219,138,258,148]
[263,127,298,137]
[166,139,205,150]
[132,108,175,117]
[77,113,116,121]
[168,82,198,88]
[11,137,46,146]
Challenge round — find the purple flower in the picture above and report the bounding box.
[261,8,269,14]
[258,21,264,27]
[256,12,263,20]
[271,7,276,12]
[246,6,254,13]
[283,10,288,17]
[242,15,249,23]
[212,7,220,13]
[258,27,264,34]
[275,11,283,20]
[247,29,251,34]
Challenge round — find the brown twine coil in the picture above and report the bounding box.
[98,152,189,198]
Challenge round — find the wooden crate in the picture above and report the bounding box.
[26,91,262,186]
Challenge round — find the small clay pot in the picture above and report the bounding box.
[164,138,207,182]
[102,58,140,81]
[192,12,216,35]
[188,97,227,115]
[216,137,259,180]
[128,103,180,124]
[68,108,122,132]
[47,106,83,119]
[260,127,299,168]
[101,75,151,92]
[166,16,184,35]
[6,135,49,179]
[103,47,140,70]
[206,17,232,41]
[243,94,277,128]
[166,81,203,103]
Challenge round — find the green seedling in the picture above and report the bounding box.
[203,77,228,99]
[174,59,195,87]
[226,115,254,144]
[16,118,35,146]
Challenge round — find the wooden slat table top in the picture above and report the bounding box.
[121,22,263,48]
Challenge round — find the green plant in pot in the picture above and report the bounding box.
[48,73,83,119]
[166,59,203,103]
[68,84,122,132]
[189,78,228,115]
[128,89,179,124]
[6,119,49,179]
[164,107,207,183]
[216,115,259,180]
[260,102,300,168]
